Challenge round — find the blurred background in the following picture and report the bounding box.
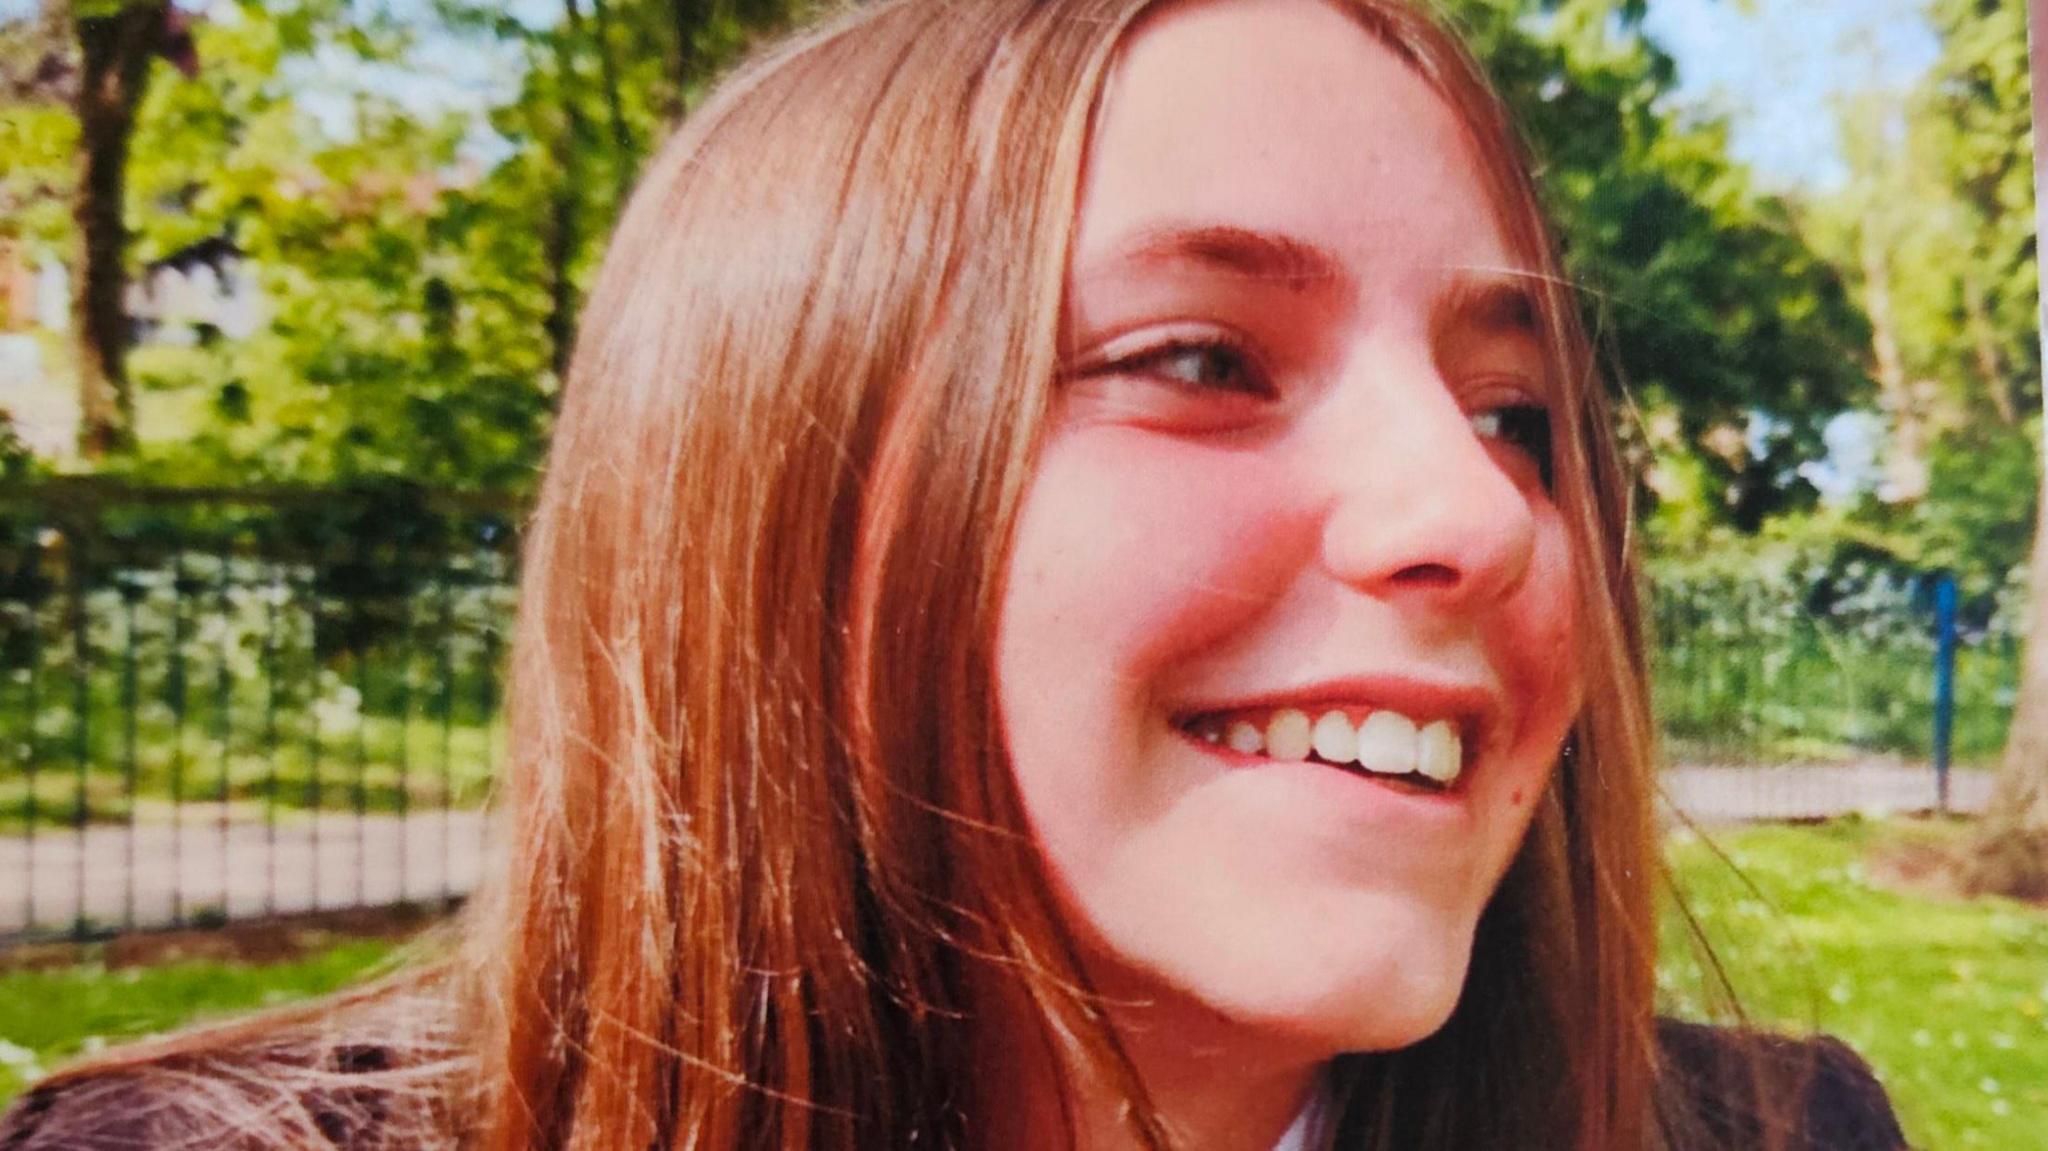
[0,0,2042,1144]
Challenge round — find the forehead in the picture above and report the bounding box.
[1074,0,1522,296]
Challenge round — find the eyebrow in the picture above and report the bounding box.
[1086,223,1343,294]
[1436,274,1543,338]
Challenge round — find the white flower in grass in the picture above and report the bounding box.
[0,1038,43,1079]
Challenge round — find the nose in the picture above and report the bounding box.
[1313,360,1538,610]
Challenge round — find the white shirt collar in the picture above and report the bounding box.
[1270,1075,1332,1151]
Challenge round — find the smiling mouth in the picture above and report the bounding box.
[1175,706,1470,792]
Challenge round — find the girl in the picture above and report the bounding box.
[0,1,1905,1148]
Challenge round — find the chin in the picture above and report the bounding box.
[1324,952,1474,1053]
[1104,887,1487,1059]
[1261,924,1475,1054]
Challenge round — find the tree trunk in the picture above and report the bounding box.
[666,0,712,117]
[1964,0,2048,898]
[1861,229,1930,502]
[541,13,593,384]
[542,179,578,384]
[69,0,165,458]
[1963,270,2018,425]
[587,0,637,204]
[1968,490,2048,897]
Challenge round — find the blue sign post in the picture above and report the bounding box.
[1932,573,1958,813]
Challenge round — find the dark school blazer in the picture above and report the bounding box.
[1652,1019,1908,1151]
[0,1019,1909,1150]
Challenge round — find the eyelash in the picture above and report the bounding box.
[1471,403,1554,489]
[1097,336,1275,398]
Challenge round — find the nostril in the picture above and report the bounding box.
[1391,562,1459,588]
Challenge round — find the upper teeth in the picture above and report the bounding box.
[1193,708,1464,785]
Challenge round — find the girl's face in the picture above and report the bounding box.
[996,0,1581,1058]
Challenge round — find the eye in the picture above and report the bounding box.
[1470,403,1554,490]
[1106,338,1274,398]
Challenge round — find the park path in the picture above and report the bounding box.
[0,764,1991,938]
[1,810,486,940]
[1658,762,1991,824]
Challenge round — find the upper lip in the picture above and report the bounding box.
[1169,672,1504,750]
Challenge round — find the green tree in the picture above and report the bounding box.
[0,4,78,245]
[1783,0,2039,596]
[443,0,814,381]
[100,0,812,485]
[109,0,503,483]
[1452,0,1874,538]
[17,0,1869,516]
[3,0,809,479]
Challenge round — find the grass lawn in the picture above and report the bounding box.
[1662,818,2048,1149]
[1,820,2044,1148]
[0,930,407,1107]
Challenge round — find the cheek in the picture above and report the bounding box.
[996,431,1312,880]
[1001,431,1311,682]
[1496,511,1582,745]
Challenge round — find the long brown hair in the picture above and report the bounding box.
[11,3,1674,1149]
[469,1,1663,1148]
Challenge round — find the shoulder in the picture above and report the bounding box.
[0,1042,420,1151]
[1655,1017,1909,1151]
[0,977,466,1151]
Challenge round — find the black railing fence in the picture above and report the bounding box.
[2,480,519,944]
[0,482,2023,945]
[1650,566,2020,767]
[1648,563,2016,823]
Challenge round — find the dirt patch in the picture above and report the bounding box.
[0,903,457,973]
[1861,816,2048,908]
[1865,836,1971,900]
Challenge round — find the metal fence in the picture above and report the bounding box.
[1650,567,2019,765]
[1,480,519,945]
[1649,564,2017,822]
[0,482,2023,944]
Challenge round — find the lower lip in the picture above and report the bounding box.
[1176,730,1472,821]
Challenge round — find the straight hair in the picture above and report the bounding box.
[471,2,1662,1148]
